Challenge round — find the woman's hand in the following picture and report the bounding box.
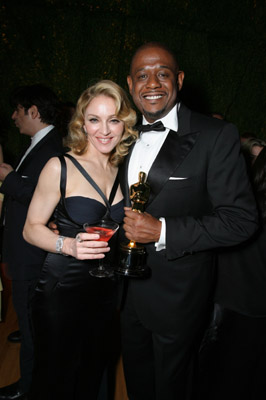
[63,233,110,260]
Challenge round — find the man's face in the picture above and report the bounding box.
[11,105,32,135]
[127,46,184,122]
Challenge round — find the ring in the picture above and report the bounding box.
[76,234,82,243]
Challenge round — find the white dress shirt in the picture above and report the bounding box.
[128,105,179,251]
[16,125,55,171]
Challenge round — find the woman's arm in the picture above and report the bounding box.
[23,157,110,260]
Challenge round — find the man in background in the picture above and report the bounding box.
[0,84,63,400]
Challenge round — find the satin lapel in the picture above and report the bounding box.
[17,129,55,173]
[147,129,200,206]
[13,140,32,170]
[119,143,135,207]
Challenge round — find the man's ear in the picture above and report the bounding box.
[28,105,40,119]
[127,75,133,95]
[177,71,185,91]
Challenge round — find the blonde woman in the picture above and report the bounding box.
[23,80,137,400]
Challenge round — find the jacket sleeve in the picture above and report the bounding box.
[165,123,258,259]
[0,170,38,207]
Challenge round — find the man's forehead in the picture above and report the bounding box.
[134,64,173,74]
[131,47,177,72]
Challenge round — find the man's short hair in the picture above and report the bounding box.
[10,84,59,125]
[129,41,179,75]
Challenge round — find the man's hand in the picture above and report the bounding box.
[48,220,59,235]
[0,163,14,181]
[123,207,162,244]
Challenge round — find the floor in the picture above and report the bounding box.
[0,293,20,388]
[0,269,128,399]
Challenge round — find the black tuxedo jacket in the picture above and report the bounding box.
[119,103,258,335]
[0,128,63,280]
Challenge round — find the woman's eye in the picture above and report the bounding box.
[110,119,121,124]
[89,118,98,123]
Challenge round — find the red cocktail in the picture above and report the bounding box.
[84,226,116,242]
[83,220,119,278]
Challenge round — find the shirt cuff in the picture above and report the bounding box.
[155,217,166,251]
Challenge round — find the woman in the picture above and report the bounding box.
[23,80,137,399]
[241,137,266,168]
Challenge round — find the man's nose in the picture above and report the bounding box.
[146,74,161,88]
[11,110,17,120]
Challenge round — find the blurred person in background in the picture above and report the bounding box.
[0,84,63,400]
[199,146,266,400]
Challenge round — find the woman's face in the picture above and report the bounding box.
[83,95,124,156]
[251,145,264,163]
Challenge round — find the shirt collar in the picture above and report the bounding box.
[31,125,54,147]
[142,103,179,133]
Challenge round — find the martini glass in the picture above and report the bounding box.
[83,220,119,278]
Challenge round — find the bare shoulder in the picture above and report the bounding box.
[42,156,62,173]
[39,156,62,183]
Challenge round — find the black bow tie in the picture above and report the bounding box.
[136,121,165,133]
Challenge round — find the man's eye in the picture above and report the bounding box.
[137,74,147,80]
[158,73,168,78]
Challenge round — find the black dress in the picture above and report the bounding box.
[29,154,124,400]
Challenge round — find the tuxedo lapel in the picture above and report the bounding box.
[119,143,135,207]
[14,142,31,170]
[147,129,199,205]
[120,102,200,207]
[17,129,56,173]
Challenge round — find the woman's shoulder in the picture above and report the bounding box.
[36,156,62,191]
[41,156,62,176]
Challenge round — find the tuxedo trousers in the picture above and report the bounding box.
[12,279,38,392]
[120,282,209,400]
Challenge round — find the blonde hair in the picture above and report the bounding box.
[64,80,138,166]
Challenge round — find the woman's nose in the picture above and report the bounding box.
[101,122,111,136]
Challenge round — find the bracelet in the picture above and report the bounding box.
[55,235,68,256]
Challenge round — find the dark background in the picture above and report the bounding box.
[1,0,266,161]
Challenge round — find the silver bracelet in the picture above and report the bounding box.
[55,235,67,256]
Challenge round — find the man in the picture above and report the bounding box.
[119,42,258,400]
[0,84,63,400]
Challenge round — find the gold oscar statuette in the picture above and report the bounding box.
[115,171,150,278]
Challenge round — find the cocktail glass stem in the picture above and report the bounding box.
[98,259,104,271]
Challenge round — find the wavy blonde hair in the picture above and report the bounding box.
[64,80,138,166]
